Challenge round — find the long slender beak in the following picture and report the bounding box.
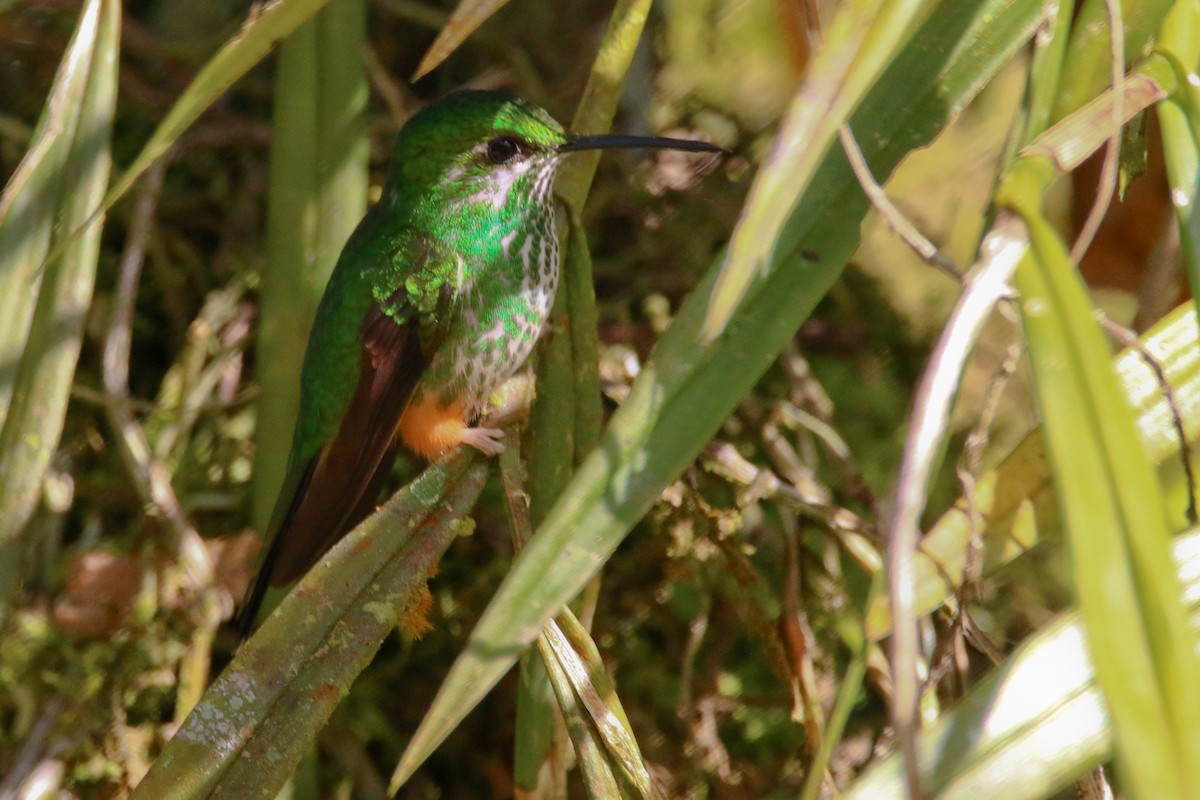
[558,134,727,155]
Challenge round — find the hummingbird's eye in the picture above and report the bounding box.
[486,137,521,165]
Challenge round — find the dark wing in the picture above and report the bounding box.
[267,302,422,583]
[237,299,425,639]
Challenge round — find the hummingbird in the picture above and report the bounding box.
[239,90,723,637]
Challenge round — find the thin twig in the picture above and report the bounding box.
[941,327,1025,684]
[886,213,1027,796]
[779,515,824,752]
[498,429,534,551]
[101,158,212,589]
[840,124,962,280]
[676,593,711,720]
[364,41,412,130]
[1076,765,1116,800]
[1098,314,1198,524]
[0,698,66,800]
[703,441,880,573]
[956,332,1024,594]
[757,410,829,504]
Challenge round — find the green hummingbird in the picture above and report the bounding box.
[239,90,722,636]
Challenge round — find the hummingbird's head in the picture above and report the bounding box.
[384,91,725,230]
[386,91,568,224]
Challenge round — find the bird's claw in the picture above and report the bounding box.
[461,426,506,456]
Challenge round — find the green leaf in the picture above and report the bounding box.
[1051,0,1174,122]
[554,0,655,210]
[1007,147,1200,796]
[0,3,99,423]
[412,0,510,80]
[1155,0,1200,321]
[0,0,119,602]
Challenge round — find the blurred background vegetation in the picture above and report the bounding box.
[1,0,1197,798]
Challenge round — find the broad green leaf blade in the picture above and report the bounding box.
[0,0,108,429]
[0,0,118,601]
[702,0,935,342]
[393,0,1045,783]
[1009,150,1200,796]
[252,1,369,530]
[102,0,332,216]
[412,0,509,80]
[700,0,877,342]
[848,528,1200,799]
[130,458,487,800]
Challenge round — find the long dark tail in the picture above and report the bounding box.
[236,456,319,642]
[236,521,292,642]
[236,531,285,641]
[236,448,400,643]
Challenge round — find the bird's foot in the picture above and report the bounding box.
[460,426,506,456]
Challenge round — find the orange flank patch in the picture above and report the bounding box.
[398,394,468,459]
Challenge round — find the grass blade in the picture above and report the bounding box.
[0,0,118,603]
[1155,0,1200,319]
[0,0,104,426]
[1005,148,1200,797]
[412,0,510,80]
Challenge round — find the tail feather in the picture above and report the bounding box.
[236,456,317,641]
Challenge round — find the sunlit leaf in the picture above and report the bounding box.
[413,0,509,80]
[0,0,119,598]
[1008,150,1200,797]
